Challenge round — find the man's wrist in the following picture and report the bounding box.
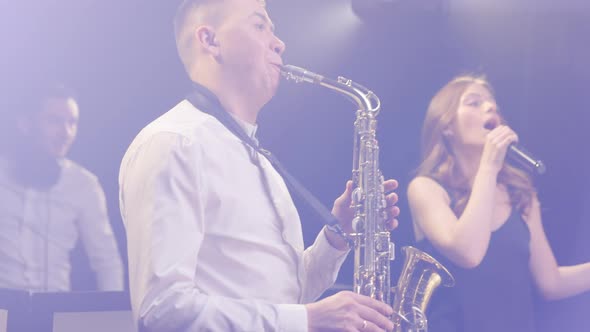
[323,227,349,251]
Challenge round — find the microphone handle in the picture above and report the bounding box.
[507,144,546,175]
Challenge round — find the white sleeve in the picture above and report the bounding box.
[301,227,350,303]
[119,132,308,332]
[77,171,125,291]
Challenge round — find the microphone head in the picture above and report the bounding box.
[534,160,546,175]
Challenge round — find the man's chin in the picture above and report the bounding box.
[269,80,280,96]
[48,146,70,159]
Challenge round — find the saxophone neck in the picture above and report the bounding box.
[280,64,381,115]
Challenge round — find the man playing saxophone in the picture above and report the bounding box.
[118,0,400,331]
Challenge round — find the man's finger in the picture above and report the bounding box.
[387,206,400,219]
[383,179,398,192]
[385,192,398,206]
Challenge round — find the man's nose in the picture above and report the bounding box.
[59,122,76,138]
[271,35,286,56]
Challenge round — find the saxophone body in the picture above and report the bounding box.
[281,65,454,332]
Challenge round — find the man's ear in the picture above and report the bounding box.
[196,26,220,57]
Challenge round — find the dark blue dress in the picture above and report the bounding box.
[417,209,536,332]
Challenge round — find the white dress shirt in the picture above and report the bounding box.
[0,156,124,292]
[119,99,349,332]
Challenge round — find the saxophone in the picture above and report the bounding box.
[281,65,455,332]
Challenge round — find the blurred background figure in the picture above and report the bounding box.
[0,83,124,292]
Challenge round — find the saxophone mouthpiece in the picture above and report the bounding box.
[280,64,324,84]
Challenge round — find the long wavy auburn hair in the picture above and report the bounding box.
[416,75,535,216]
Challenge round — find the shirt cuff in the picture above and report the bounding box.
[277,304,308,332]
[315,227,350,262]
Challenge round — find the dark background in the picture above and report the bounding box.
[2,0,590,330]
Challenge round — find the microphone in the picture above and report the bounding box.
[506,144,546,175]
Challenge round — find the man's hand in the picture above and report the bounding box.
[326,179,400,250]
[306,291,394,332]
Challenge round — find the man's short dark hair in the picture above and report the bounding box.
[173,0,203,44]
[0,81,76,130]
[173,0,266,73]
[0,81,76,153]
[173,0,215,72]
[20,82,77,116]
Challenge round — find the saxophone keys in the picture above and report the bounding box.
[389,242,395,261]
[352,216,364,233]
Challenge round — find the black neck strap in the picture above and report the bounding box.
[185,84,349,242]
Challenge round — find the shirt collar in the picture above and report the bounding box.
[229,113,259,145]
[191,81,259,144]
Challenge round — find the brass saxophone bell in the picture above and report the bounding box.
[391,246,455,332]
